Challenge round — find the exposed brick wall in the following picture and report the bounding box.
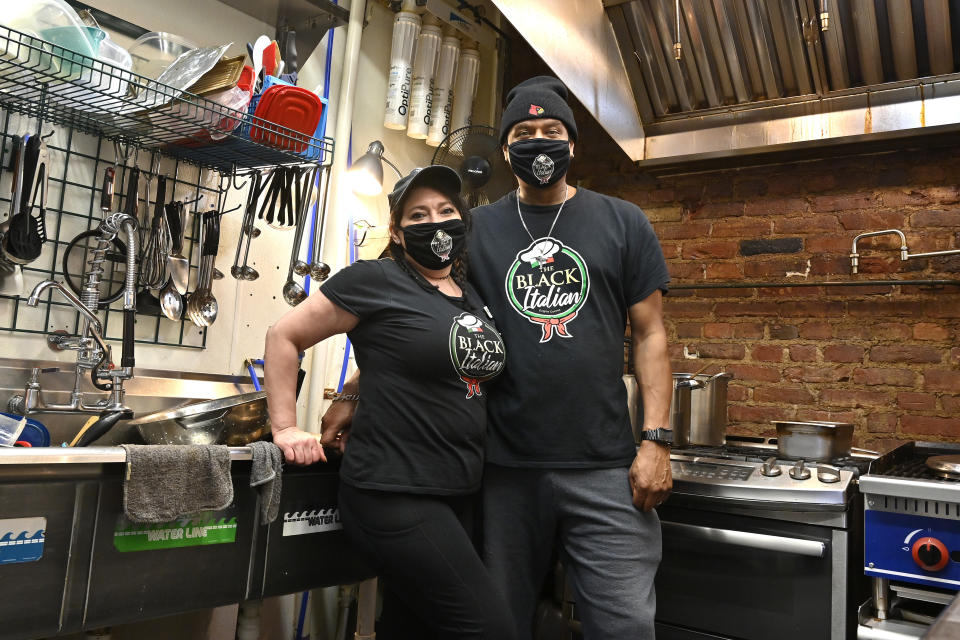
[585,145,960,450]
[503,29,960,450]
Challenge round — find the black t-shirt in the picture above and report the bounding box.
[321,259,506,494]
[468,188,669,468]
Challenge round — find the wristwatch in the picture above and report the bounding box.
[640,428,673,447]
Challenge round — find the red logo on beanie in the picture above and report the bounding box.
[529,104,544,116]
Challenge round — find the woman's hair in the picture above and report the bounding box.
[384,184,472,291]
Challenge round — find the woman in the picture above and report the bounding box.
[264,166,513,640]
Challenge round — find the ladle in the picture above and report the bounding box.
[281,167,317,307]
[231,172,264,281]
[308,165,331,281]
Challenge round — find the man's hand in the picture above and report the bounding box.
[629,441,672,511]
[273,426,327,465]
[320,400,357,454]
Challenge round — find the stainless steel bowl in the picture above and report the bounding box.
[129,391,268,445]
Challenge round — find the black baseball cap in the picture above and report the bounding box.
[387,165,462,213]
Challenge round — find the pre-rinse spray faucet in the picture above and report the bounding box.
[850,229,960,274]
[9,212,139,416]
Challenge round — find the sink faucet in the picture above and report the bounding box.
[9,213,139,416]
[850,229,907,274]
[850,228,960,274]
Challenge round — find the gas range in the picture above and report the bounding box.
[669,436,876,511]
[657,436,880,640]
[861,441,960,592]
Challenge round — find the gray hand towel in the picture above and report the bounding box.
[248,441,283,524]
[120,444,233,523]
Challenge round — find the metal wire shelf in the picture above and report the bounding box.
[0,25,333,173]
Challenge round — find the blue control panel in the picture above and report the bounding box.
[864,510,960,589]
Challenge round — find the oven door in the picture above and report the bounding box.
[655,505,843,640]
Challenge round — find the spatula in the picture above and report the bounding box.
[166,201,189,295]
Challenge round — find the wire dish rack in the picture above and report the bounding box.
[0,25,333,173]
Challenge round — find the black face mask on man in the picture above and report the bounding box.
[399,219,466,270]
[507,138,571,188]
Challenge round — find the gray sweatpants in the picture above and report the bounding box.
[483,464,661,640]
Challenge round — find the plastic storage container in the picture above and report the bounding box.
[127,31,196,80]
[45,27,134,114]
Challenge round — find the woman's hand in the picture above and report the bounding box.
[273,426,327,465]
[320,400,356,454]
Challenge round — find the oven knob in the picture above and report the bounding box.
[912,537,950,572]
[761,456,782,477]
[789,459,811,481]
[817,464,841,484]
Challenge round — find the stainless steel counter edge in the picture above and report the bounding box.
[0,446,254,464]
[860,475,960,504]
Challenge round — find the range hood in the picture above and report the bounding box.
[497,0,960,170]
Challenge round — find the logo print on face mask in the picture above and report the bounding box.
[504,238,590,342]
[431,229,453,261]
[529,104,544,115]
[531,153,555,185]
[449,312,506,398]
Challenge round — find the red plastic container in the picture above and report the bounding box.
[250,85,323,152]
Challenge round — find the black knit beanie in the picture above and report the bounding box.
[498,76,578,144]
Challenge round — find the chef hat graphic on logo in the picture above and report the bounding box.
[529,104,544,116]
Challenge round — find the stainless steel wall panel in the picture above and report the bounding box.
[609,6,658,122]
[649,0,699,110]
[728,0,767,98]
[851,0,885,85]
[711,0,752,102]
[691,0,738,103]
[746,0,787,98]
[822,0,852,88]
[630,0,685,113]
[925,0,955,75]
[767,0,802,95]
[681,0,723,107]
[887,0,919,79]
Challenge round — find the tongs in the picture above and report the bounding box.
[4,134,49,264]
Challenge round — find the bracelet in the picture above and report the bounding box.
[332,393,360,403]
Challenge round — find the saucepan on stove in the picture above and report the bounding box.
[774,421,854,461]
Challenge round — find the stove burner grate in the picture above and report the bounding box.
[880,455,960,482]
[674,444,873,477]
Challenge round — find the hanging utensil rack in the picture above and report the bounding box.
[0,25,334,348]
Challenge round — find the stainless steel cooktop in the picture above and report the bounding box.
[668,436,877,509]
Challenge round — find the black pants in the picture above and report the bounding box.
[338,483,516,640]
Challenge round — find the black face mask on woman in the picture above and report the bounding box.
[508,138,571,188]
[400,219,466,270]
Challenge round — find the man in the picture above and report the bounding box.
[466,75,672,639]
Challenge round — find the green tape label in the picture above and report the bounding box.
[113,513,237,552]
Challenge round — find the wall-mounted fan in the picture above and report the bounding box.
[431,125,515,207]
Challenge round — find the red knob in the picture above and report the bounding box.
[912,537,949,572]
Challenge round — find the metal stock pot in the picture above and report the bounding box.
[623,372,732,446]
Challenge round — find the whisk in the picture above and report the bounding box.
[139,176,171,290]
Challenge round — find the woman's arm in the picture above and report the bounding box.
[264,291,359,464]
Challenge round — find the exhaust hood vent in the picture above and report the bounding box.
[600,0,960,169]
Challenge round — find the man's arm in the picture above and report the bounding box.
[627,289,673,511]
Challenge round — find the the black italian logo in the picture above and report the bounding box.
[448,312,506,398]
[504,238,590,342]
